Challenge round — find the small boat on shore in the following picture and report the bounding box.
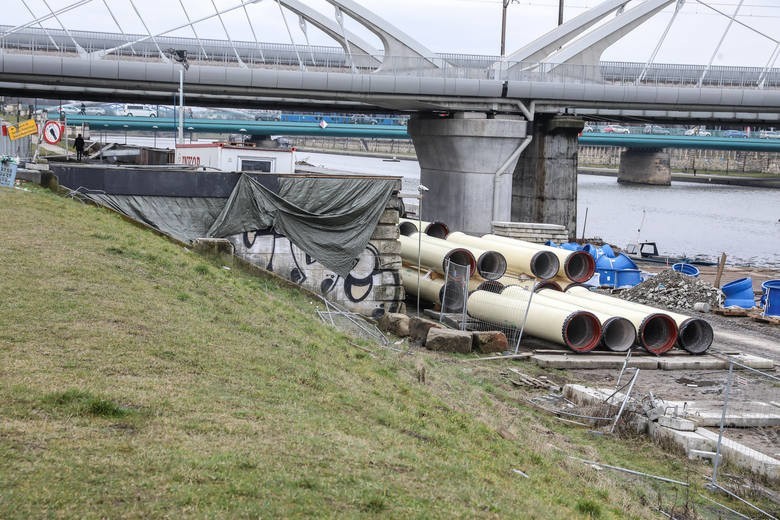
[624,242,718,266]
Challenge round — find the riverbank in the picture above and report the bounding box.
[580,167,780,189]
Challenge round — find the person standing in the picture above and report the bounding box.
[74,134,85,161]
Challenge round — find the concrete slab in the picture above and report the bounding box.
[658,415,696,431]
[533,354,658,370]
[696,428,780,481]
[563,384,627,407]
[728,353,776,370]
[648,422,712,454]
[658,356,727,370]
[664,400,780,428]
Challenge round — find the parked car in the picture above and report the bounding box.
[120,104,157,117]
[684,127,711,136]
[349,114,378,125]
[722,130,748,138]
[643,124,670,135]
[759,130,780,139]
[603,124,630,134]
[582,124,595,133]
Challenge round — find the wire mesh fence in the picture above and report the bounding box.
[706,358,780,519]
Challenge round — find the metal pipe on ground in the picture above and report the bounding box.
[482,234,596,283]
[399,218,449,238]
[564,286,679,355]
[446,231,560,280]
[415,233,507,281]
[401,266,466,312]
[399,234,476,276]
[468,290,602,353]
[502,286,637,353]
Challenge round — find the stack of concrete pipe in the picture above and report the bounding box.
[397,219,713,355]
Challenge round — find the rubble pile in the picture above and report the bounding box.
[615,269,722,311]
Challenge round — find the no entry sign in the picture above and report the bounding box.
[42,120,64,145]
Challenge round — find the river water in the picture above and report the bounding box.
[298,151,780,268]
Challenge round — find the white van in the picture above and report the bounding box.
[120,104,157,117]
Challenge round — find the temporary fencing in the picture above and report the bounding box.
[706,357,780,519]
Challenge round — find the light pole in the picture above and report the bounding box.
[500,0,519,57]
[166,49,189,145]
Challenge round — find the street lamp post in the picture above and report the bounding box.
[166,49,189,145]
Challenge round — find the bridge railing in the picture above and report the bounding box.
[2,27,780,90]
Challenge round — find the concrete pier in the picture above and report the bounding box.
[511,115,583,240]
[617,149,672,185]
[407,113,528,235]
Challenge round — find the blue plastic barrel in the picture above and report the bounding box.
[762,280,780,317]
[721,277,755,309]
[672,263,700,277]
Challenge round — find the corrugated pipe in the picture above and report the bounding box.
[468,290,602,353]
[446,231,560,280]
[415,233,507,281]
[565,286,679,355]
[399,218,449,238]
[483,234,596,283]
[502,286,637,353]
[399,234,476,276]
[401,267,466,312]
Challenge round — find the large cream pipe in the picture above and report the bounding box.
[401,266,466,311]
[565,286,712,355]
[399,234,476,276]
[564,286,679,355]
[467,290,601,353]
[399,218,449,238]
[502,286,637,352]
[446,232,560,280]
[416,233,507,281]
[482,234,596,283]
[497,278,564,292]
[467,277,505,294]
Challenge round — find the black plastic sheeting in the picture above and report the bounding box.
[84,173,396,279]
[207,174,396,278]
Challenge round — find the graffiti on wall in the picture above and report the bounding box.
[237,228,401,314]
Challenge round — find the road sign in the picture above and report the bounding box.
[7,119,38,140]
[42,120,64,145]
[0,160,18,188]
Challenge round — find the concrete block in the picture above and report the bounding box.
[370,223,400,240]
[534,354,658,370]
[729,354,776,370]
[663,399,780,427]
[409,316,442,345]
[648,422,713,455]
[378,208,400,224]
[425,328,472,354]
[658,415,696,431]
[658,356,726,370]
[472,331,509,354]
[377,312,410,338]
[696,428,780,481]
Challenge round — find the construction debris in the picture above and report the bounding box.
[618,269,722,311]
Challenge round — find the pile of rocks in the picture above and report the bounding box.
[616,269,722,311]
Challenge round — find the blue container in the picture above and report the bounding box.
[598,268,642,288]
[672,263,700,277]
[560,242,583,251]
[762,280,780,317]
[721,277,755,309]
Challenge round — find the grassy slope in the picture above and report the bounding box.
[0,185,720,519]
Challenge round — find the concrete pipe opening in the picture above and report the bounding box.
[562,311,602,353]
[476,251,508,281]
[399,221,418,236]
[564,251,596,283]
[677,318,714,355]
[531,251,561,280]
[639,314,678,355]
[424,221,450,238]
[474,280,504,294]
[443,248,477,276]
[439,281,466,313]
[600,317,637,352]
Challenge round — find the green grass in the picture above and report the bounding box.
[0,184,761,518]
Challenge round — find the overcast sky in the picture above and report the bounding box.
[7,0,780,67]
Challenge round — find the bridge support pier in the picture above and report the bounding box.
[407,113,528,235]
[618,148,671,185]
[511,115,584,240]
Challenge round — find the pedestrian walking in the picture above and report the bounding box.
[75,134,85,161]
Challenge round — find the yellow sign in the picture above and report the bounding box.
[8,119,39,140]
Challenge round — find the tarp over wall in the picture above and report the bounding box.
[84,173,396,279]
[207,174,396,278]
